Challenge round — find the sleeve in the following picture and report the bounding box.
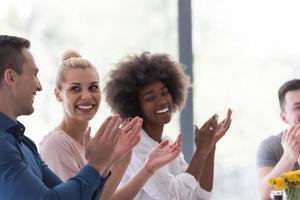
[126,146,211,200]
[40,132,82,181]
[256,136,282,168]
[0,137,108,200]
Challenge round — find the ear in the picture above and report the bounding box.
[54,88,63,102]
[3,68,17,87]
[280,111,289,124]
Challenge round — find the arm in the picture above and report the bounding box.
[110,136,181,200]
[257,126,300,200]
[99,155,131,200]
[0,137,106,200]
[189,109,232,191]
[198,147,215,191]
[123,136,209,199]
[99,117,142,200]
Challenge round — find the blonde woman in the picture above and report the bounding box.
[40,50,181,200]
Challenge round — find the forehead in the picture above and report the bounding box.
[141,80,166,93]
[64,68,99,83]
[285,90,300,105]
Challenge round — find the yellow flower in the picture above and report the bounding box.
[285,170,300,182]
[268,177,286,190]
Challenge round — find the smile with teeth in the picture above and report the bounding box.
[76,105,94,110]
[156,107,169,114]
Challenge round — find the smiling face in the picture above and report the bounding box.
[13,49,42,118]
[280,89,300,126]
[55,67,100,123]
[138,80,173,129]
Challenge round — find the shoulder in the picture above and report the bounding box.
[256,132,283,167]
[0,131,22,162]
[258,132,282,149]
[39,128,71,152]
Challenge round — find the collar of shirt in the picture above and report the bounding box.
[0,112,26,143]
[141,129,171,144]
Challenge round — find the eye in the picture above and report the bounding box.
[144,95,155,102]
[89,85,99,92]
[70,85,81,92]
[161,89,170,96]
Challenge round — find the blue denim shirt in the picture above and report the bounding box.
[0,112,110,200]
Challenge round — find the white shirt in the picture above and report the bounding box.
[120,129,211,200]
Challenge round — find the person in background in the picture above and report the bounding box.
[257,79,300,200]
[40,50,182,200]
[105,52,232,200]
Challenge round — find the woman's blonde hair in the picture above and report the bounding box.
[56,50,97,89]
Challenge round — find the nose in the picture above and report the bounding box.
[157,96,168,108]
[36,78,42,91]
[80,89,91,100]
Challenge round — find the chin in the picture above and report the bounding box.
[23,107,34,116]
[161,118,171,126]
[80,114,95,122]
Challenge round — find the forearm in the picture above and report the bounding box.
[110,165,152,200]
[186,149,208,184]
[100,161,130,200]
[198,148,215,191]
[259,155,296,199]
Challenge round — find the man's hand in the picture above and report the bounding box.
[282,125,300,163]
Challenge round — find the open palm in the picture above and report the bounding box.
[146,135,182,172]
[112,117,143,162]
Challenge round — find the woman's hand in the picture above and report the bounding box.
[194,109,232,155]
[112,117,143,163]
[145,134,182,173]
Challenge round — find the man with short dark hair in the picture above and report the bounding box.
[0,35,122,200]
[257,79,300,199]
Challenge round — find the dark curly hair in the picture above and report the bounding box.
[104,52,191,119]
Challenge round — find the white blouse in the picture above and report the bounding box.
[120,129,211,200]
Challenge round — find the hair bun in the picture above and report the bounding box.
[62,50,81,61]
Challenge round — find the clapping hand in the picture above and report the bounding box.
[214,109,232,142]
[194,109,232,155]
[145,135,182,173]
[112,117,143,163]
[85,116,122,175]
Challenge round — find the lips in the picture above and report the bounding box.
[156,107,169,114]
[75,104,95,111]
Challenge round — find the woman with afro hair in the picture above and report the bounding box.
[105,52,232,200]
[40,50,182,200]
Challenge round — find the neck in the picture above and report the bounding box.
[59,116,88,145]
[143,123,164,142]
[0,90,18,121]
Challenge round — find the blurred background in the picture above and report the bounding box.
[2,0,300,198]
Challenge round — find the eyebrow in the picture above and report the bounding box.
[70,83,81,85]
[142,85,167,97]
[90,81,99,85]
[70,81,99,85]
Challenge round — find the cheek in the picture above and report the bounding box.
[95,93,101,102]
[62,95,75,109]
[291,111,300,118]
